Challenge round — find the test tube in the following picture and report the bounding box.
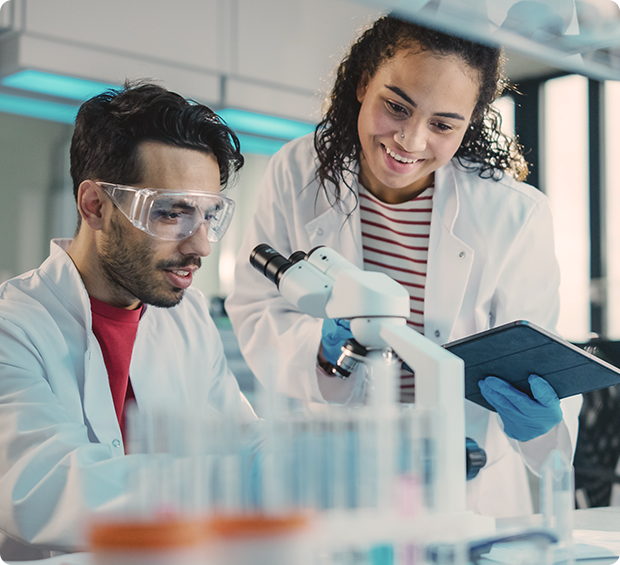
[540,449,574,565]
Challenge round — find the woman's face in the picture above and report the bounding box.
[356,45,481,203]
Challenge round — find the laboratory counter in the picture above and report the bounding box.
[492,507,620,564]
[496,506,620,532]
[3,508,620,565]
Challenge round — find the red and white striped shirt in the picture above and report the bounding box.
[359,183,434,401]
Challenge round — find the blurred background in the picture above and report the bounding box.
[2,0,620,403]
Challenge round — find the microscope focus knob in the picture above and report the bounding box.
[465,437,487,481]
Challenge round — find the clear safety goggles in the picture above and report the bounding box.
[97,182,235,242]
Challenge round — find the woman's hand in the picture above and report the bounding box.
[478,375,563,442]
[320,318,354,365]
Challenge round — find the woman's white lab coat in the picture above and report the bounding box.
[226,134,582,518]
[0,240,257,556]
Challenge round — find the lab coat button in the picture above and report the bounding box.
[317,228,324,236]
[112,439,121,448]
[458,250,466,259]
[435,330,440,338]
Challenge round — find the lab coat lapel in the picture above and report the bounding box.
[424,163,474,344]
[82,332,124,450]
[304,173,363,268]
[46,240,123,448]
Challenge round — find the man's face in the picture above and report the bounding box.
[98,141,221,309]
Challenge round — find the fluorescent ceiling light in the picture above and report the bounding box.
[0,70,308,151]
[218,108,314,141]
[0,92,77,124]
[237,133,286,156]
[1,70,117,101]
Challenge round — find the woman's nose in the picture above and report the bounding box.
[396,120,428,153]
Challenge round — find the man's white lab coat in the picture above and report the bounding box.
[0,239,256,557]
[226,134,582,518]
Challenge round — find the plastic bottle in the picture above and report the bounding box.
[206,512,315,565]
[89,517,207,565]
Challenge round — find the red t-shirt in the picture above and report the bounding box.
[89,296,143,435]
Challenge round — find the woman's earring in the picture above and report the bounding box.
[401,131,405,139]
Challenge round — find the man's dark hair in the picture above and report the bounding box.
[70,81,244,227]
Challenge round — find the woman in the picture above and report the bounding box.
[226,16,581,517]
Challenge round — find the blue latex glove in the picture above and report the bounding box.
[320,318,354,365]
[478,375,563,442]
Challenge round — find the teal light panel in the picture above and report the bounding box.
[2,70,117,101]
[237,134,286,156]
[218,108,314,141]
[0,92,78,124]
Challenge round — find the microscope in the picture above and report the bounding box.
[250,244,488,515]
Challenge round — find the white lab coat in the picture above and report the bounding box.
[226,134,582,518]
[0,239,257,557]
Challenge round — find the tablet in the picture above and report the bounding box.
[443,320,620,412]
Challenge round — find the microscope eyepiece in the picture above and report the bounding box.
[250,244,306,288]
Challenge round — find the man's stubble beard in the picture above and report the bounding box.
[99,214,185,309]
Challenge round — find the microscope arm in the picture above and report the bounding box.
[378,321,466,514]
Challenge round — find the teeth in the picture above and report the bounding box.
[386,146,417,164]
[173,270,189,277]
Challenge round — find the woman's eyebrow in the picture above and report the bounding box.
[386,84,466,121]
[386,85,416,107]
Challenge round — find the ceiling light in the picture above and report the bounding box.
[1,69,117,101]
[218,108,314,141]
[236,134,286,156]
[0,92,77,123]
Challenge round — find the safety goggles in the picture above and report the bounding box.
[96,182,235,242]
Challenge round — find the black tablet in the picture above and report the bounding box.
[443,320,620,412]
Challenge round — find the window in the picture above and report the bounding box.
[541,75,591,341]
[605,81,620,339]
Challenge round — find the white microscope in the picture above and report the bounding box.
[250,244,494,538]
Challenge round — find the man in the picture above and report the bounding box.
[0,82,257,559]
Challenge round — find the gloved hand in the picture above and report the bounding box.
[320,318,354,365]
[478,375,563,442]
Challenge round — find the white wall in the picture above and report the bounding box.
[0,111,73,281]
[1,0,381,121]
[193,152,271,300]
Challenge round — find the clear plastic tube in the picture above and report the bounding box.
[121,367,440,563]
[540,449,575,565]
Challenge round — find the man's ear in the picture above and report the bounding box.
[77,180,106,230]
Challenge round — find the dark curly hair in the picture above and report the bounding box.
[314,16,527,204]
[70,80,244,228]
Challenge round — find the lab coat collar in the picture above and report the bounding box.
[43,239,149,325]
[41,239,92,330]
[304,159,466,267]
[434,159,461,233]
[304,167,365,269]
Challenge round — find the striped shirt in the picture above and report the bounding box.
[359,184,434,401]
